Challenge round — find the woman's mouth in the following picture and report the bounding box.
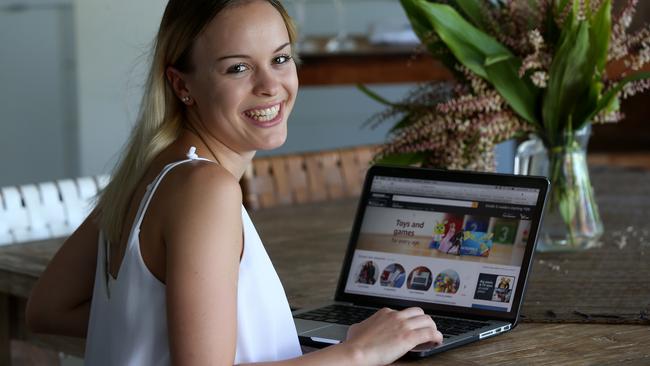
[243,103,282,126]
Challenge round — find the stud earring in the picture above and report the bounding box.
[182,96,191,104]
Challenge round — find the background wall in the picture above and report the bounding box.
[0,0,515,188]
[0,0,76,186]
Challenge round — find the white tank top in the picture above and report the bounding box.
[84,148,302,365]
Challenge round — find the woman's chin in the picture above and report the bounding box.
[254,131,287,151]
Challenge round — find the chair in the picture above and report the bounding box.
[0,175,110,246]
[241,145,377,210]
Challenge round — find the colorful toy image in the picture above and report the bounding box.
[459,231,494,257]
[379,263,406,288]
[356,260,378,285]
[492,276,514,302]
[429,214,463,250]
[490,218,519,245]
[406,266,433,291]
[443,231,464,255]
[429,220,447,249]
[434,269,461,294]
[463,215,490,233]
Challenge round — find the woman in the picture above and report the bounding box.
[26,1,442,364]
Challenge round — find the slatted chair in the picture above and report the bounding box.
[0,175,110,246]
[242,145,377,210]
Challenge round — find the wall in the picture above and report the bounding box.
[73,0,166,176]
[0,0,76,186]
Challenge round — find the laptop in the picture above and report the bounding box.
[293,164,549,357]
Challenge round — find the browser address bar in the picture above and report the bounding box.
[393,195,478,208]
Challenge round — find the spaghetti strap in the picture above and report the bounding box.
[126,147,214,245]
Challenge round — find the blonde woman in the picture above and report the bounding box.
[25,1,442,364]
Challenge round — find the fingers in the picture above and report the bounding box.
[403,313,437,332]
[395,307,425,318]
[392,308,443,345]
[370,307,443,344]
[409,326,444,346]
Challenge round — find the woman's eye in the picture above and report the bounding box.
[227,63,249,74]
[274,54,292,64]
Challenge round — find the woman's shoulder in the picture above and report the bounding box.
[152,159,244,248]
[163,160,242,207]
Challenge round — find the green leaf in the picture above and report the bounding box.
[589,0,611,76]
[585,71,650,123]
[400,0,540,125]
[485,54,511,66]
[573,80,601,131]
[555,0,572,14]
[454,0,491,32]
[356,84,395,107]
[544,0,612,134]
[542,18,592,144]
[399,0,463,78]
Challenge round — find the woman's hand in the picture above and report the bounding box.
[344,307,443,366]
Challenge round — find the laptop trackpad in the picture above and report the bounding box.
[302,324,348,344]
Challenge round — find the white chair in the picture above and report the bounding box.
[38,182,68,237]
[0,174,109,245]
[57,179,87,234]
[1,187,30,244]
[0,194,13,245]
[18,184,51,242]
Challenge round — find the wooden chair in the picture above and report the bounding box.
[242,145,378,210]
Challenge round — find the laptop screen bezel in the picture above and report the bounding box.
[333,164,549,324]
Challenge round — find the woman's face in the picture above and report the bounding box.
[183,0,298,153]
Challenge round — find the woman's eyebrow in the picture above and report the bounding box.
[216,42,291,61]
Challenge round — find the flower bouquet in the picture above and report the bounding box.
[362,0,650,250]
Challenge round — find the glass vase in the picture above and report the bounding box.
[514,125,603,251]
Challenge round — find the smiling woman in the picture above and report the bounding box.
[24,1,442,365]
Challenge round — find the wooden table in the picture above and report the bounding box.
[1,166,650,365]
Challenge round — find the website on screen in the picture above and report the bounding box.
[344,176,540,312]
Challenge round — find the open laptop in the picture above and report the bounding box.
[293,164,549,357]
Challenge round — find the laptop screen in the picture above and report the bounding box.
[342,174,541,313]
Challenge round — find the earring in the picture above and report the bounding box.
[181,96,191,104]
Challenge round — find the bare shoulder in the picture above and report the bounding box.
[166,161,242,202]
[156,161,243,249]
[160,161,242,215]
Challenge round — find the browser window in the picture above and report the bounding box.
[343,175,540,312]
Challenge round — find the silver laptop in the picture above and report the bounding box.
[293,165,549,357]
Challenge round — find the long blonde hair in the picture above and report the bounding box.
[96,0,297,245]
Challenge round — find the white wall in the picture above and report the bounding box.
[73,0,166,176]
[0,1,76,186]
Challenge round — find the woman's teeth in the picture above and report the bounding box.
[245,104,280,122]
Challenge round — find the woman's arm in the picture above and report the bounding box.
[163,163,442,366]
[163,164,244,365]
[25,211,100,338]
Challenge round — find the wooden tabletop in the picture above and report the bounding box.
[1,166,650,365]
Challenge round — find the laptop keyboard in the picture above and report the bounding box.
[295,304,489,338]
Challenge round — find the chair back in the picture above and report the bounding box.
[242,145,377,210]
[0,175,109,245]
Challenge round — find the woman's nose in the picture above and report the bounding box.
[252,68,279,97]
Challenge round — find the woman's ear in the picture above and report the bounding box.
[166,66,193,105]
